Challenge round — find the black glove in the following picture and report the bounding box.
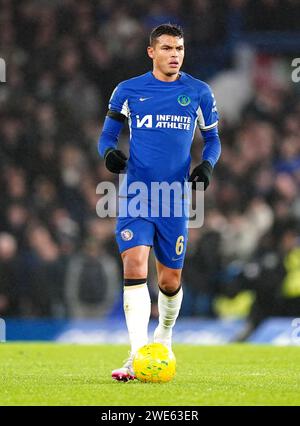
[104,148,127,173]
[188,160,213,191]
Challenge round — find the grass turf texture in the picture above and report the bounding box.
[1,343,300,406]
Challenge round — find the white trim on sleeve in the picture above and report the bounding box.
[200,121,218,131]
[121,99,129,118]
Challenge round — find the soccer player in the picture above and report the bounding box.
[98,24,221,381]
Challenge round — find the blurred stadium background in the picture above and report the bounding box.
[0,0,300,344]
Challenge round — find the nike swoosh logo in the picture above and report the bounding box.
[139,97,152,101]
[172,257,183,261]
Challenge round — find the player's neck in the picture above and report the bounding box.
[152,69,180,82]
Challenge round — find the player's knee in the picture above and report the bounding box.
[159,282,180,294]
[159,271,181,294]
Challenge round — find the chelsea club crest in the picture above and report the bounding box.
[177,95,191,106]
[121,229,134,241]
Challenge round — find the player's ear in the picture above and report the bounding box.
[147,46,154,59]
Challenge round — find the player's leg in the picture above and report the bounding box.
[122,245,151,356]
[112,245,151,381]
[112,217,154,381]
[152,216,187,351]
[153,260,183,350]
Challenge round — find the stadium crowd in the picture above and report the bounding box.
[0,0,300,328]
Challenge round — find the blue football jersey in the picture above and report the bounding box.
[108,71,219,189]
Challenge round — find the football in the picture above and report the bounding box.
[133,343,176,383]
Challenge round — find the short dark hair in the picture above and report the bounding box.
[150,24,184,46]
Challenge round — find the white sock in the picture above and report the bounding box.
[154,286,183,349]
[123,282,151,356]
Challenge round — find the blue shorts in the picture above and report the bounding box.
[115,195,189,269]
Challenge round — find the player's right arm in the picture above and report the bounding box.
[98,83,129,173]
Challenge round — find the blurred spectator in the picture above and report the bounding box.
[64,237,120,318]
[228,219,300,341]
[182,228,222,317]
[22,224,65,317]
[0,233,19,316]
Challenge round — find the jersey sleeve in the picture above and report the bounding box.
[108,83,130,118]
[197,84,219,131]
[98,116,124,158]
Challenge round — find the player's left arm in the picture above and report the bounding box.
[189,85,221,190]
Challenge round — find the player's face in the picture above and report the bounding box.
[147,35,184,77]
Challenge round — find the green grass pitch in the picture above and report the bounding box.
[1,343,300,406]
